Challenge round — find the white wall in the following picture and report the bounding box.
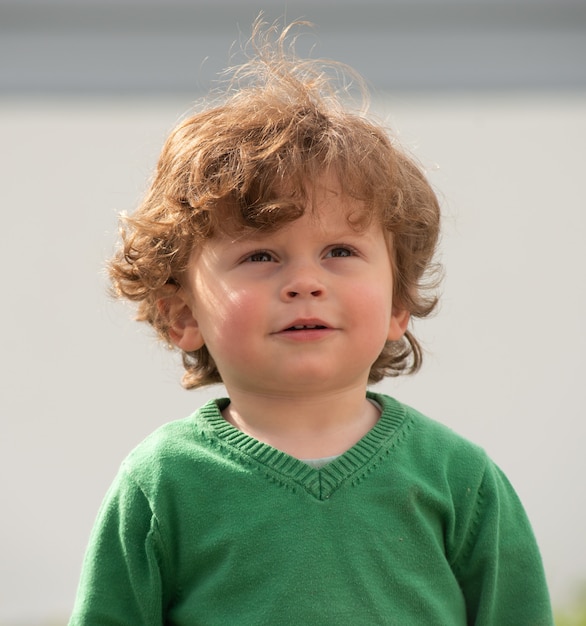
[0,90,584,623]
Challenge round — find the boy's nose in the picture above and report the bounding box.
[284,286,324,299]
[280,265,325,300]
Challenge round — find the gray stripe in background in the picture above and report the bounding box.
[1,0,585,94]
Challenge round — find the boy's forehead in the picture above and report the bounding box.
[215,204,381,246]
[189,170,385,252]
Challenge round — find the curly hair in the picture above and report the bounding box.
[109,21,441,389]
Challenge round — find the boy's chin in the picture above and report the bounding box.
[233,372,370,398]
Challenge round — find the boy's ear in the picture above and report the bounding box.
[388,307,410,341]
[157,292,205,352]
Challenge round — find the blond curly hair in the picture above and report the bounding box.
[109,21,441,389]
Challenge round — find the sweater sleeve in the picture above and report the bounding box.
[69,466,169,626]
[451,459,554,626]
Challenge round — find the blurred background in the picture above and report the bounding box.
[1,0,585,623]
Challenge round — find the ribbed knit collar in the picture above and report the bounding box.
[195,391,407,501]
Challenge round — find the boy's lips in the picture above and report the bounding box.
[273,318,336,340]
[278,318,331,332]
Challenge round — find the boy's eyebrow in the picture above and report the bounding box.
[221,225,377,248]
[224,229,273,245]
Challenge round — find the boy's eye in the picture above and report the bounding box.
[245,251,274,263]
[326,246,355,258]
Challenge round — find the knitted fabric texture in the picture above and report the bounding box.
[70,393,553,625]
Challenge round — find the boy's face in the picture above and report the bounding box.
[166,172,409,398]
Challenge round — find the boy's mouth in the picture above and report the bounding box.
[286,324,328,331]
[278,318,332,333]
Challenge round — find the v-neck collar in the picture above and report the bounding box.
[195,392,407,501]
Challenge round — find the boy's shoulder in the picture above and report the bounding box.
[372,392,487,457]
[109,399,230,508]
[371,391,492,484]
[121,398,225,471]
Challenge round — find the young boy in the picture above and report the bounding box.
[70,24,553,625]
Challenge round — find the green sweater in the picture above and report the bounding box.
[70,393,553,625]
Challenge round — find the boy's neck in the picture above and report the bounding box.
[220,385,380,460]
